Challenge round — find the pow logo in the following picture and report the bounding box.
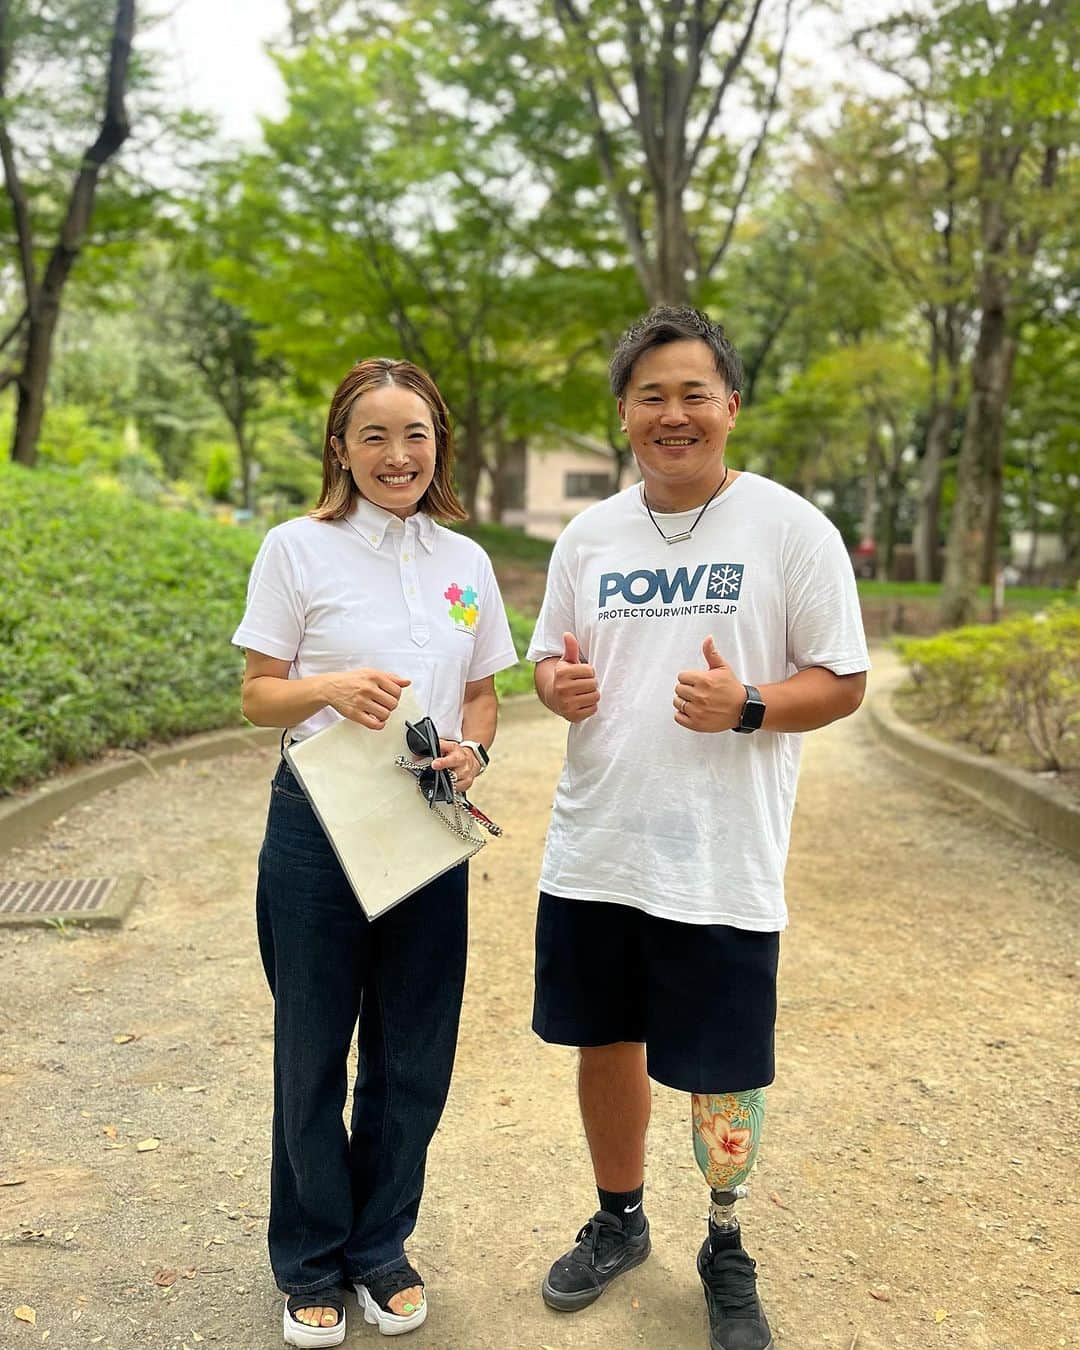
[444,581,479,630]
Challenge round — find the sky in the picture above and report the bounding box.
[150,0,888,146]
[148,0,290,144]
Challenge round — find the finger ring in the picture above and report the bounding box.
[680,697,689,714]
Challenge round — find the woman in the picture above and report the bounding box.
[232,358,517,1347]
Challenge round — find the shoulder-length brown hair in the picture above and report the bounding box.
[310,358,467,524]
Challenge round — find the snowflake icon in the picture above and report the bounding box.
[707,563,744,600]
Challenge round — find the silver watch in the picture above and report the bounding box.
[459,739,489,774]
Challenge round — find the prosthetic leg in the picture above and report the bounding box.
[692,1091,772,1350]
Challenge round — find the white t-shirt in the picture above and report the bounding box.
[232,498,518,742]
[527,472,870,930]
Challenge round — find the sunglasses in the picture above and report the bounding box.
[405,716,456,806]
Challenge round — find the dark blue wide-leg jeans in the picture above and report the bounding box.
[255,759,468,1296]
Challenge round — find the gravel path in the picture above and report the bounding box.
[1,677,1077,1349]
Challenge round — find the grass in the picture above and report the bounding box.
[1,462,261,793]
[857,580,1076,611]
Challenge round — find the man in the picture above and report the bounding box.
[526,306,870,1349]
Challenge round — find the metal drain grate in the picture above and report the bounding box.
[0,875,143,927]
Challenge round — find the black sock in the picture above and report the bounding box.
[598,1184,645,1234]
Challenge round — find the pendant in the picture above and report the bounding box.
[662,530,694,544]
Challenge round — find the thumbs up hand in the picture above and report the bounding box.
[551,630,600,723]
[673,635,746,732]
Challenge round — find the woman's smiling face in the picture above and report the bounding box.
[333,384,437,519]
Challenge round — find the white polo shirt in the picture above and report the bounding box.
[232,499,518,742]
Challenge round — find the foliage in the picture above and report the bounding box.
[494,605,539,699]
[896,608,1080,771]
[0,462,257,793]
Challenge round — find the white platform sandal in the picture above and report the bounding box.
[353,1261,427,1337]
[282,1289,347,1347]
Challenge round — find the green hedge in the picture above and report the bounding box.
[0,465,538,795]
[1,464,261,793]
[895,609,1080,772]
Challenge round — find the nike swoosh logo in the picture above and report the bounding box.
[624,1201,642,1214]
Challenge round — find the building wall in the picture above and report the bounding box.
[500,445,638,541]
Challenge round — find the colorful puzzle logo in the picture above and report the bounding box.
[444,582,479,630]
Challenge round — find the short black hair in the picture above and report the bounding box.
[609,306,744,399]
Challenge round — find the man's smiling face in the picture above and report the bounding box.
[618,339,740,511]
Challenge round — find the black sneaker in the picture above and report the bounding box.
[541,1210,651,1311]
[697,1229,773,1350]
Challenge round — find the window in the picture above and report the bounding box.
[564,472,610,500]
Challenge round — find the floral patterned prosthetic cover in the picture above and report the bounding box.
[692,1089,766,1222]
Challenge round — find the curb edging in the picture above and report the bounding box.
[868,683,1080,863]
[0,726,281,857]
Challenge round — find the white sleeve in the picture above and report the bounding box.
[231,528,304,662]
[526,535,576,663]
[786,528,871,676]
[466,556,519,681]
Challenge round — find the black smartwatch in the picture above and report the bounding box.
[459,739,489,774]
[733,684,766,734]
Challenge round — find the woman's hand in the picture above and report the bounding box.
[323,668,411,730]
[431,739,480,793]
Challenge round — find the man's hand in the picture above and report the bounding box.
[323,667,411,730]
[673,636,746,732]
[549,632,600,724]
[431,738,481,793]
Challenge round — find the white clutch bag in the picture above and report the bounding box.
[283,688,489,919]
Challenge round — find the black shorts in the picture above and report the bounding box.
[532,892,779,1094]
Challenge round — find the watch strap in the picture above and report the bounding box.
[460,739,489,772]
[733,684,765,734]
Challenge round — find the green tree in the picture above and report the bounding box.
[0,0,135,465]
[852,0,1076,624]
[212,25,636,513]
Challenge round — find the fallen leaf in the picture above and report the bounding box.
[136,1138,160,1153]
[496,1094,513,1106]
[769,1191,788,1209]
[181,1085,207,1094]
[631,1296,640,1309]
[870,1289,891,1303]
[934,1309,949,1323]
[113,1034,137,1045]
[71,1311,82,1324]
[0,1178,26,1187]
[13,1305,36,1325]
[153,1269,178,1287]
[103,1125,118,1141]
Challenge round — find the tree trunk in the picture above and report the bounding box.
[979,331,1018,585]
[914,377,957,583]
[10,306,59,465]
[940,275,1013,627]
[877,437,905,583]
[4,0,134,466]
[861,422,881,560]
[458,389,484,518]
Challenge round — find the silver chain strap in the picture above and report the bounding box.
[394,756,490,844]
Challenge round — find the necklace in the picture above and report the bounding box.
[642,466,729,544]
